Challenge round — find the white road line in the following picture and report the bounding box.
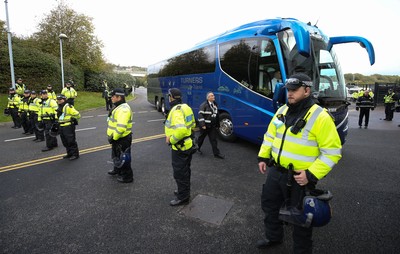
[136,111,148,114]
[97,114,108,117]
[82,116,94,119]
[76,127,97,132]
[4,127,97,142]
[148,119,165,122]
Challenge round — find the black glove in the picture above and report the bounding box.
[108,136,115,144]
[356,107,359,111]
[71,118,78,125]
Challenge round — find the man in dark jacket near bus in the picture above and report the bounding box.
[197,91,224,159]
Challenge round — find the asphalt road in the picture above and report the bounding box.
[1,88,400,254]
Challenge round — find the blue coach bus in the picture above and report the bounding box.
[147,18,375,144]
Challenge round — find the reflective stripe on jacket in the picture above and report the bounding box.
[59,104,81,126]
[384,92,396,104]
[38,98,58,121]
[7,94,21,108]
[18,97,30,112]
[28,97,41,113]
[61,87,78,99]
[107,103,132,140]
[165,104,195,151]
[258,104,342,180]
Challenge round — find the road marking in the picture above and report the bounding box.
[97,114,108,117]
[82,116,94,118]
[0,133,165,173]
[4,127,97,142]
[148,119,165,122]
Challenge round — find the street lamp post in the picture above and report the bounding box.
[4,0,16,88]
[59,33,68,89]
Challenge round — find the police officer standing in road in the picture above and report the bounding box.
[165,88,196,206]
[256,73,342,253]
[356,90,374,128]
[107,88,134,183]
[38,90,58,152]
[383,88,397,121]
[18,89,32,134]
[7,88,22,129]
[28,91,44,142]
[56,94,81,160]
[197,91,224,159]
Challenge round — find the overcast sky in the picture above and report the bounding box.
[1,0,400,75]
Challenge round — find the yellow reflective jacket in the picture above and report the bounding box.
[164,104,196,151]
[61,87,78,99]
[18,97,31,113]
[28,97,41,113]
[7,94,21,108]
[384,92,396,104]
[107,103,132,140]
[258,104,342,180]
[15,83,26,96]
[38,98,58,121]
[47,90,57,100]
[58,103,81,126]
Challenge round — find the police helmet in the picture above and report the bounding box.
[56,94,67,100]
[284,73,313,90]
[9,87,15,92]
[31,90,36,95]
[279,189,332,228]
[110,88,125,97]
[168,88,182,99]
[49,122,60,137]
[113,147,131,168]
[40,90,48,94]
[24,89,31,94]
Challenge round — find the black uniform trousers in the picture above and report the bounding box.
[60,124,79,157]
[384,103,395,120]
[29,113,44,140]
[43,119,58,149]
[105,97,112,111]
[111,134,133,180]
[20,111,31,133]
[10,107,21,128]
[261,166,313,254]
[197,125,220,155]
[171,148,193,200]
[358,108,371,127]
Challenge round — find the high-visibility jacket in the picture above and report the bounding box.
[47,90,57,100]
[258,104,342,180]
[61,87,78,99]
[18,97,30,113]
[28,97,41,113]
[38,98,58,121]
[58,103,80,126]
[15,83,26,96]
[165,103,196,151]
[7,94,21,109]
[107,103,132,141]
[384,92,396,104]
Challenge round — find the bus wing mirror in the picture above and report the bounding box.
[328,36,375,65]
[273,82,286,111]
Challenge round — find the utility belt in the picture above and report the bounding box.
[267,158,289,173]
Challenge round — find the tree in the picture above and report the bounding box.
[32,1,106,73]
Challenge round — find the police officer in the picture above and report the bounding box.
[15,78,26,96]
[356,90,374,128]
[197,91,224,159]
[256,73,342,253]
[383,88,397,121]
[28,91,44,142]
[165,88,196,206]
[19,90,32,134]
[56,94,80,160]
[38,90,58,152]
[46,85,57,100]
[61,81,78,105]
[107,88,133,183]
[102,80,113,111]
[7,88,22,129]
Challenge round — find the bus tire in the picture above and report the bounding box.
[218,112,237,142]
[155,97,162,112]
[161,99,166,115]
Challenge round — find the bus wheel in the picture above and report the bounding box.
[161,99,166,114]
[218,112,236,142]
[156,98,162,112]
